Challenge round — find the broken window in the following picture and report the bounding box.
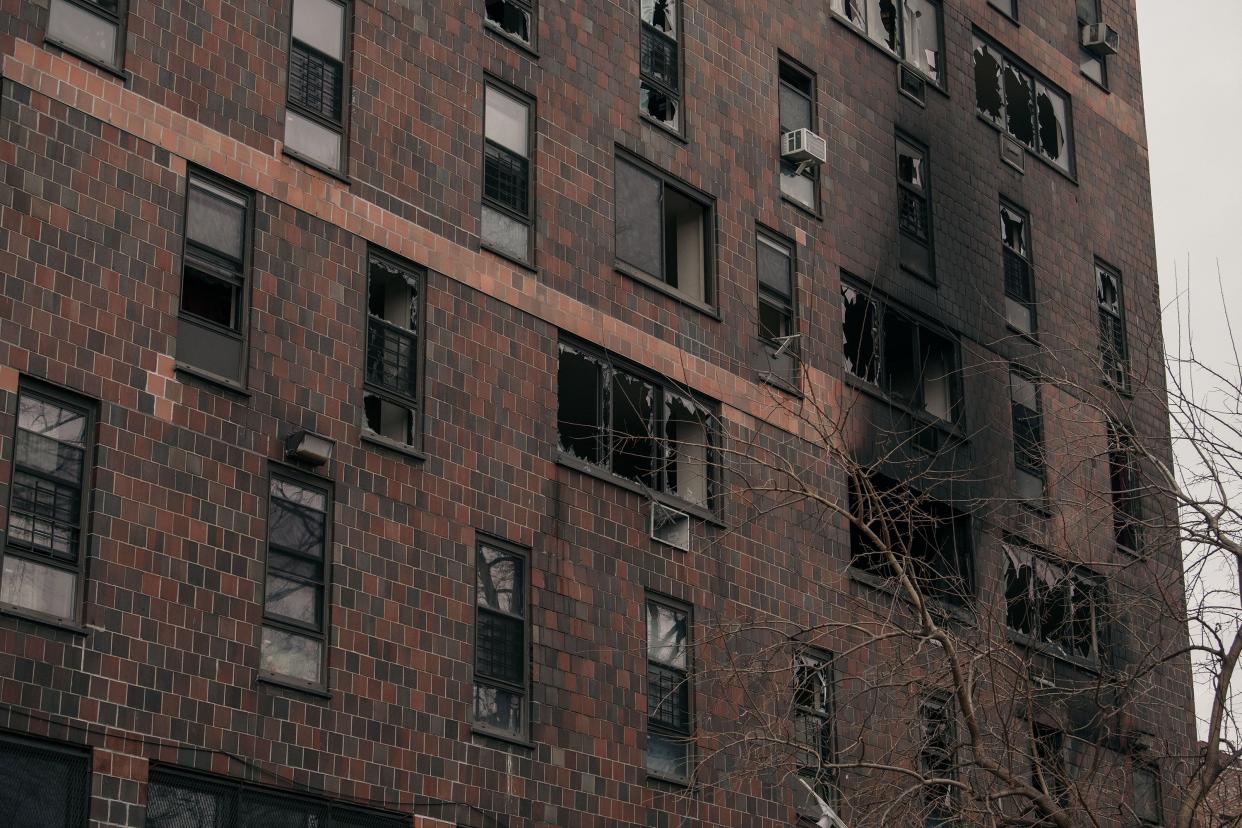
[1004,543,1107,661]
[1031,723,1068,806]
[484,0,534,47]
[482,83,534,263]
[1077,0,1107,86]
[46,0,126,68]
[615,155,714,307]
[1001,202,1036,334]
[1009,368,1045,501]
[779,59,818,210]
[920,694,958,827]
[639,0,681,131]
[557,339,718,509]
[849,474,974,604]
[897,135,934,280]
[363,251,423,448]
[284,0,349,172]
[792,652,836,820]
[1132,762,1162,826]
[647,597,692,782]
[1096,261,1129,389]
[1108,421,1143,552]
[841,283,962,424]
[474,541,528,738]
[973,35,1073,174]
[830,0,943,84]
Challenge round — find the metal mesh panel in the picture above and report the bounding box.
[484,143,530,215]
[640,24,679,91]
[476,609,524,684]
[1003,248,1032,303]
[1098,309,1128,386]
[0,736,90,828]
[898,188,929,241]
[366,318,418,398]
[289,42,343,123]
[147,773,235,828]
[648,662,690,731]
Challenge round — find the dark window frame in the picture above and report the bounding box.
[361,247,427,454]
[1004,541,1110,664]
[1000,199,1037,335]
[483,0,537,51]
[792,649,837,822]
[0,730,92,828]
[896,132,936,282]
[260,464,333,693]
[283,0,353,176]
[613,150,718,312]
[44,0,128,73]
[481,75,537,266]
[756,226,800,371]
[778,54,820,214]
[645,593,694,785]
[1030,722,1068,807]
[175,167,255,391]
[556,335,722,515]
[1076,0,1108,89]
[827,0,946,88]
[0,379,97,625]
[1009,365,1046,499]
[638,0,685,136]
[1107,420,1143,554]
[919,692,958,827]
[1096,259,1130,392]
[1131,760,1163,826]
[471,535,531,742]
[988,0,1018,22]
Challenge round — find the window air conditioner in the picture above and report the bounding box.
[650,501,691,551]
[781,128,828,166]
[1081,23,1119,56]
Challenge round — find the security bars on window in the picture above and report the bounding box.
[474,542,528,738]
[363,252,423,448]
[1001,202,1036,334]
[646,598,691,782]
[792,653,836,820]
[284,0,348,172]
[0,733,91,828]
[482,84,533,264]
[639,0,681,131]
[896,136,934,280]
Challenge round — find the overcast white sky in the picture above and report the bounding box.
[1137,0,1242,738]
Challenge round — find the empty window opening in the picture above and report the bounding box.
[1004,543,1107,661]
[485,0,533,45]
[639,0,681,131]
[973,35,1073,174]
[482,84,533,263]
[1001,203,1036,333]
[363,253,422,448]
[46,0,126,68]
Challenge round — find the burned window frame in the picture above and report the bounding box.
[0,380,96,625]
[827,0,945,87]
[361,248,426,453]
[848,473,976,605]
[840,279,964,426]
[1107,420,1143,554]
[259,467,333,692]
[484,0,536,50]
[919,692,958,827]
[44,0,128,71]
[556,336,721,513]
[283,0,352,175]
[1096,260,1130,391]
[1001,199,1037,335]
[481,78,536,266]
[792,650,837,822]
[972,31,1075,176]
[472,537,531,741]
[646,594,694,785]
[1076,0,1108,88]
[1009,366,1046,502]
[1003,542,1110,664]
[778,55,820,213]
[896,133,935,281]
[614,151,717,310]
[638,0,684,135]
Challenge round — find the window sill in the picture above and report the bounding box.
[0,603,88,636]
[646,772,692,791]
[481,242,537,274]
[175,363,252,398]
[471,726,535,751]
[841,375,967,444]
[826,13,948,98]
[974,115,1078,185]
[483,22,539,58]
[846,568,975,622]
[281,147,352,185]
[1081,71,1111,94]
[1005,629,1102,676]
[899,258,938,287]
[1101,376,1134,400]
[780,193,823,221]
[43,38,128,83]
[640,113,688,144]
[1005,322,1041,345]
[757,366,803,398]
[361,431,428,462]
[555,452,725,529]
[258,673,332,700]
[614,263,721,322]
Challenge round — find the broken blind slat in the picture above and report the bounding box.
[615,158,664,279]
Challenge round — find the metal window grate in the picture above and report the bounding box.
[476,610,524,685]
[640,24,679,91]
[1012,404,1044,474]
[1003,248,1032,303]
[1099,309,1128,386]
[366,319,418,399]
[10,471,82,559]
[289,41,343,123]
[898,188,929,242]
[0,735,90,828]
[484,143,530,216]
[648,662,690,731]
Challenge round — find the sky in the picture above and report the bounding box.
[1136,0,1242,738]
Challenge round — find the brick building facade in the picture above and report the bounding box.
[0,0,1195,826]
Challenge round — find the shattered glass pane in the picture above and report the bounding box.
[640,83,680,131]
[831,0,866,27]
[610,371,657,488]
[866,0,899,52]
[485,0,531,43]
[1036,83,1069,170]
[903,0,941,83]
[641,0,677,35]
[883,311,918,403]
[842,287,879,383]
[664,393,709,506]
[556,345,603,464]
[1003,63,1036,148]
[897,144,925,189]
[1096,267,1121,315]
[1001,206,1027,256]
[972,39,1004,125]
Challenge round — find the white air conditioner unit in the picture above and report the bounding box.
[781,128,828,166]
[1081,22,1119,56]
[650,502,691,551]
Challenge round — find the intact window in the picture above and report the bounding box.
[1009,368,1045,501]
[988,0,1016,19]
[897,136,934,280]
[615,155,714,307]
[757,231,799,384]
[639,0,682,132]
[973,35,1073,174]
[484,0,534,47]
[1108,421,1143,553]
[920,694,957,827]
[829,0,943,84]
[0,733,91,828]
[482,83,534,264]
[779,59,818,210]
[45,0,126,69]
[284,0,349,172]
[556,339,717,508]
[647,597,692,783]
[1077,0,1107,86]
[474,540,528,738]
[176,171,252,387]
[841,283,962,424]
[1096,261,1129,390]
[260,473,331,688]
[792,652,836,821]
[1,383,94,622]
[363,251,423,449]
[1004,542,1108,661]
[849,473,974,603]
[1001,202,1036,334]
